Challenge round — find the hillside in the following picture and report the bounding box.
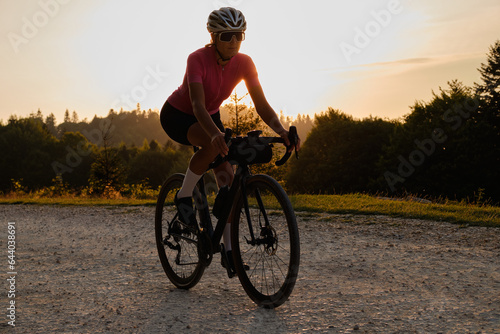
[34,105,314,147]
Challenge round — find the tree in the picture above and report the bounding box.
[287,108,395,194]
[222,92,264,136]
[56,132,95,187]
[473,40,500,202]
[149,139,160,151]
[229,91,248,135]
[475,40,500,109]
[64,109,71,123]
[88,119,125,195]
[31,108,43,121]
[71,111,79,123]
[127,147,182,188]
[376,80,498,202]
[45,113,58,137]
[0,118,59,191]
[88,147,126,196]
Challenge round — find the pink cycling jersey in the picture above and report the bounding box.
[167,46,261,115]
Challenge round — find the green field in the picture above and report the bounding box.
[1,193,498,228]
[291,194,499,228]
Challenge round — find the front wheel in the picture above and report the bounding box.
[155,173,205,289]
[231,174,300,308]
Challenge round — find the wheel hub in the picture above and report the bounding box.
[260,225,278,255]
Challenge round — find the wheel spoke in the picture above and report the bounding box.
[155,174,205,289]
[232,175,300,308]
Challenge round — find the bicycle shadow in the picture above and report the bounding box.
[142,278,291,333]
[233,307,291,334]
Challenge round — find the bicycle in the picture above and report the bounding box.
[155,126,300,308]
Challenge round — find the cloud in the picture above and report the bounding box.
[319,52,487,120]
[334,53,486,74]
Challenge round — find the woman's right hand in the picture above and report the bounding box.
[211,132,229,157]
[279,129,301,153]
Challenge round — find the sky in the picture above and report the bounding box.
[1,0,499,125]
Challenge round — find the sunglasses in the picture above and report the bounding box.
[218,31,245,42]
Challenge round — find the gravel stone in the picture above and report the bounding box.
[0,205,499,333]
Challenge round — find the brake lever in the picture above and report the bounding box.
[275,126,298,166]
[224,128,233,145]
[290,126,299,160]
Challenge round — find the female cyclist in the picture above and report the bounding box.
[160,7,299,270]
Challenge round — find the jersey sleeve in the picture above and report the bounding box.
[242,55,260,88]
[186,52,204,84]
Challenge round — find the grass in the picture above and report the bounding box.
[1,193,498,227]
[291,194,500,228]
[0,195,156,207]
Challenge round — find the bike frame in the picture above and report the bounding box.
[157,126,299,307]
[191,127,298,256]
[195,163,258,254]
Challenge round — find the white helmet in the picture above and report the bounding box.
[207,7,247,32]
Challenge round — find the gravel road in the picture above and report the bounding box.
[0,205,499,333]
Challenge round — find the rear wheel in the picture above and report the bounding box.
[231,174,300,308]
[155,173,205,289]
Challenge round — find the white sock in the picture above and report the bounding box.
[177,168,203,198]
[223,223,231,252]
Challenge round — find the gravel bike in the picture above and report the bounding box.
[155,127,300,308]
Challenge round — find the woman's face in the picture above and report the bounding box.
[212,32,242,59]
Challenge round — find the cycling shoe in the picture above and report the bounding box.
[174,192,198,230]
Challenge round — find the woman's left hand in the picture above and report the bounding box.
[279,130,301,153]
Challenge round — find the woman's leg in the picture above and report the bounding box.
[174,123,218,227]
[186,123,235,253]
[186,122,220,172]
[178,122,231,198]
[213,162,234,187]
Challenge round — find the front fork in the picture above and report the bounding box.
[241,177,273,247]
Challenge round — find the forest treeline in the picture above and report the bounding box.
[0,99,314,196]
[1,41,499,203]
[288,41,499,204]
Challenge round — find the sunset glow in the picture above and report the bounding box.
[1,0,499,123]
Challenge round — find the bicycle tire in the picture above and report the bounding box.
[155,173,205,289]
[230,174,300,308]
